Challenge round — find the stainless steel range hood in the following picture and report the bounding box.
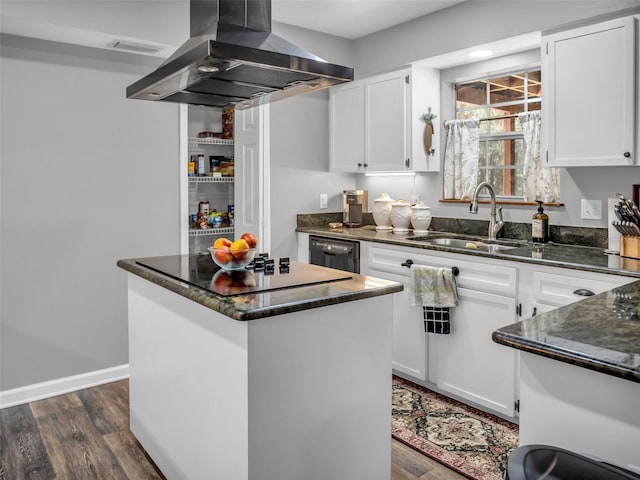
[126,0,354,109]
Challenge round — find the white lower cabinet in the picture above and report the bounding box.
[362,242,519,417]
[373,268,427,381]
[519,263,635,316]
[434,287,518,417]
[354,240,636,420]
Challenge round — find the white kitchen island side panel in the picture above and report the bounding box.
[519,352,640,473]
[127,274,249,480]
[127,273,393,480]
[247,295,393,480]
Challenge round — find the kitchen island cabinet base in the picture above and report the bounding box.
[519,352,640,473]
[127,274,393,480]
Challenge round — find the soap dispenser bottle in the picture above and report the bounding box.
[532,200,549,243]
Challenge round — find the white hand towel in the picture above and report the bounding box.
[409,264,459,307]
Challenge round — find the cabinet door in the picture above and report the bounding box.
[234,106,270,253]
[543,17,636,166]
[531,269,635,308]
[435,288,518,417]
[329,81,365,172]
[383,271,427,381]
[365,70,409,172]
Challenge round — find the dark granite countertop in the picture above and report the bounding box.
[297,225,640,278]
[117,256,402,321]
[297,224,640,382]
[493,281,640,383]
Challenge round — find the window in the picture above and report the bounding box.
[455,70,541,199]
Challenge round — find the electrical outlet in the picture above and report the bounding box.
[581,199,602,220]
[411,194,420,204]
[320,193,328,209]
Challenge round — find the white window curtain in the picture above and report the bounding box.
[443,119,480,200]
[518,111,560,203]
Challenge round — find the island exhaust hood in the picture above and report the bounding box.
[126,0,354,109]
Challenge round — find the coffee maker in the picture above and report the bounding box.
[343,190,368,227]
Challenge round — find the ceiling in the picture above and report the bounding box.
[0,0,538,66]
[271,0,467,39]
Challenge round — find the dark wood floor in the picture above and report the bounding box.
[1,380,465,480]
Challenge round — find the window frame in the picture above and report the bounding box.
[454,68,542,202]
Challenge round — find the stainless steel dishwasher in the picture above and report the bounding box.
[309,235,360,273]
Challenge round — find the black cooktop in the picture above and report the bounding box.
[136,254,353,297]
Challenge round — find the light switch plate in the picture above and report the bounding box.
[581,199,602,220]
[320,193,328,209]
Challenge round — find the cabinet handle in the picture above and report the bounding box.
[363,163,368,168]
[573,288,595,297]
[405,158,410,169]
[624,152,631,158]
[357,162,362,167]
[532,307,537,316]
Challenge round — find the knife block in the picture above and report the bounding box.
[620,236,640,259]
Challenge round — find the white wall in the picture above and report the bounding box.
[1,1,188,47]
[273,21,356,68]
[353,0,640,77]
[268,21,357,259]
[269,92,356,259]
[0,35,180,390]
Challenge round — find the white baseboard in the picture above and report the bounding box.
[0,364,129,409]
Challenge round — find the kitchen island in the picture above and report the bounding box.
[493,281,640,472]
[117,254,402,480]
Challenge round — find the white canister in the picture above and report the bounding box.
[390,199,412,233]
[410,201,432,234]
[372,193,395,231]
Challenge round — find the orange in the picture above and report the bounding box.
[230,239,250,260]
[213,237,232,249]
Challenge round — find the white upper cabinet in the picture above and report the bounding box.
[329,81,365,172]
[542,16,638,167]
[365,69,410,172]
[329,65,440,173]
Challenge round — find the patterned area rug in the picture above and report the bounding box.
[392,376,519,480]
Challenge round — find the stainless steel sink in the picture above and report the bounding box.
[407,236,519,252]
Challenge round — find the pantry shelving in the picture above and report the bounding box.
[188,137,234,147]
[188,226,235,237]
[183,106,236,253]
[188,176,234,183]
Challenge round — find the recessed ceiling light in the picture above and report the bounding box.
[468,49,494,58]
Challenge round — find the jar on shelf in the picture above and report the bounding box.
[410,201,432,234]
[372,193,395,231]
[198,201,210,216]
[390,199,412,234]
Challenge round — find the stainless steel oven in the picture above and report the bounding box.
[309,235,360,273]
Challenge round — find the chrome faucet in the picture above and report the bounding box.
[470,182,504,240]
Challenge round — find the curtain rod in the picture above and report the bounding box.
[443,113,523,127]
[479,113,520,122]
